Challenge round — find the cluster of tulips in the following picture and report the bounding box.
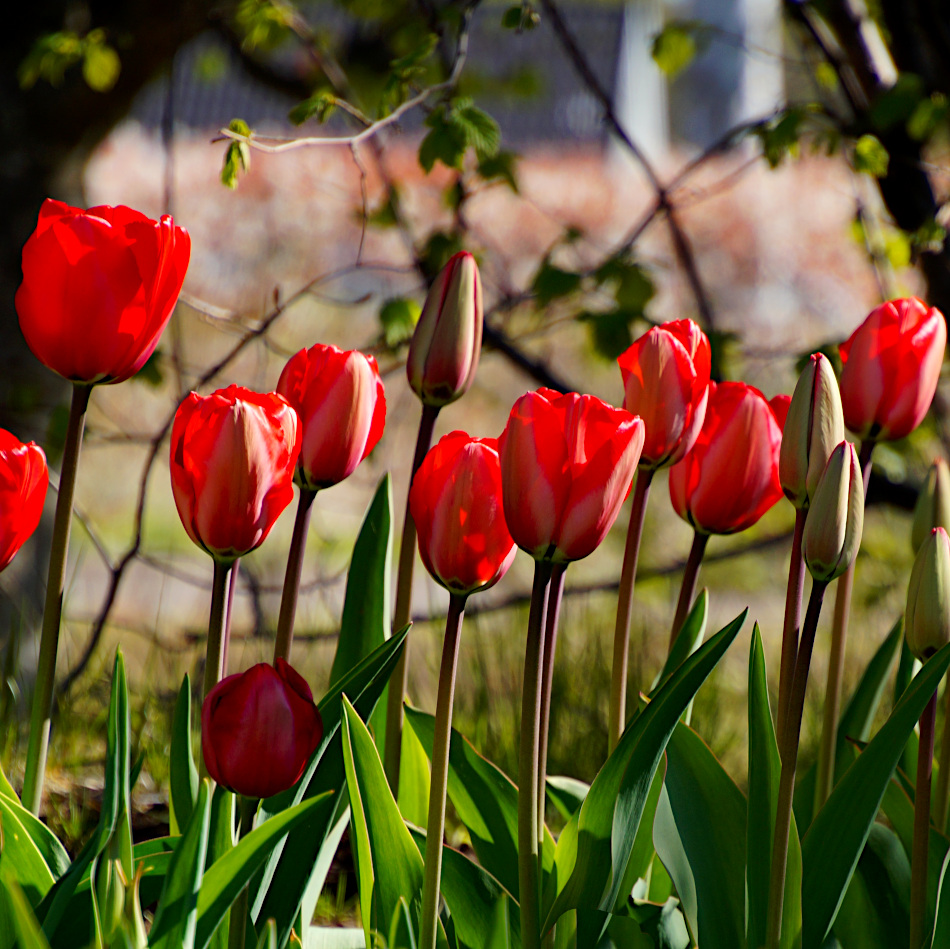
[4,196,950,949]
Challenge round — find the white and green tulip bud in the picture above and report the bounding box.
[912,458,950,553]
[906,526,950,661]
[407,251,483,407]
[803,441,865,581]
[779,352,845,509]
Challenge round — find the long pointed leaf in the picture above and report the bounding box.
[170,673,199,836]
[801,639,950,946]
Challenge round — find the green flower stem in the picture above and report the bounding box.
[228,795,258,949]
[420,592,466,949]
[814,439,874,811]
[911,689,938,949]
[538,563,567,854]
[22,382,91,816]
[668,530,710,654]
[203,560,236,704]
[776,508,807,745]
[274,487,317,664]
[519,560,554,949]
[384,403,440,793]
[609,468,654,752]
[934,680,950,832]
[766,578,828,949]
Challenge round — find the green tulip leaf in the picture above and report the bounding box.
[408,826,521,949]
[801,638,950,946]
[0,871,52,949]
[307,930,367,948]
[255,918,277,949]
[542,610,746,931]
[546,776,590,823]
[0,762,18,802]
[205,786,235,949]
[404,705,556,902]
[398,714,431,828]
[653,722,746,949]
[932,850,950,947]
[650,589,708,696]
[170,673,199,837]
[0,794,56,906]
[341,695,424,947]
[331,475,394,750]
[149,779,212,949]
[194,790,334,949]
[0,788,70,881]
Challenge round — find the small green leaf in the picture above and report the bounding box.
[476,151,520,192]
[853,134,889,177]
[81,40,120,92]
[651,23,698,78]
[532,260,582,307]
[170,674,199,837]
[869,73,925,132]
[815,62,839,91]
[379,298,421,348]
[907,92,949,141]
[221,120,252,190]
[288,90,337,127]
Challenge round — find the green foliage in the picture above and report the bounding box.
[170,674,199,837]
[379,297,421,348]
[221,120,252,190]
[532,259,583,308]
[501,4,540,31]
[651,22,707,79]
[869,73,926,132]
[19,29,120,92]
[288,90,338,127]
[853,134,889,178]
[382,34,439,113]
[419,98,501,174]
[476,151,520,193]
[233,0,294,52]
[753,108,808,168]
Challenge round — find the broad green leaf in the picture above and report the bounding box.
[405,706,556,902]
[0,763,17,801]
[546,776,589,823]
[341,696,424,946]
[307,930,366,948]
[932,850,950,947]
[651,590,708,695]
[0,794,56,905]
[746,625,801,949]
[170,673,199,837]
[205,786,235,949]
[653,723,746,949]
[543,611,746,930]
[149,779,212,949]
[0,871,52,949]
[398,715,431,828]
[0,789,70,879]
[801,640,950,946]
[256,918,277,949]
[831,824,909,947]
[194,791,334,949]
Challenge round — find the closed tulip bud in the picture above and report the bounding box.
[906,527,950,661]
[780,353,845,509]
[839,297,946,442]
[410,432,515,596]
[201,659,323,799]
[407,252,483,406]
[912,459,950,553]
[803,441,865,581]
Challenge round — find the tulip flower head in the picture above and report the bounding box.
[201,659,323,798]
[498,388,645,562]
[277,343,386,490]
[913,459,950,554]
[618,318,711,469]
[802,441,865,582]
[407,252,483,407]
[906,527,950,662]
[410,432,516,597]
[839,297,946,442]
[16,199,190,385]
[0,429,48,572]
[668,381,785,535]
[170,385,300,562]
[780,353,845,510]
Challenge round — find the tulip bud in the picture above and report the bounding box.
[912,459,950,553]
[803,441,865,581]
[906,527,950,661]
[780,353,845,509]
[407,252,483,407]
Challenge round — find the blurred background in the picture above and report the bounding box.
[1,0,948,864]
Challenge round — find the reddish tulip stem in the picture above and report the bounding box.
[22,382,91,816]
[911,689,938,949]
[538,563,567,855]
[519,560,554,949]
[934,678,950,833]
[384,403,440,792]
[814,440,874,811]
[220,559,239,680]
[776,508,807,747]
[668,531,710,653]
[609,469,654,753]
[420,593,466,949]
[204,560,236,703]
[274,487,317,664]
[766,578,828,949]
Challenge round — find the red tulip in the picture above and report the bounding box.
[201,659,323,798]
[407,252,483,407]
[0,430,48,572]
[15,199,190,385]
[410,432,515,596]
[668,381,784,534]
[839,297,946,441]
[617,319,711,468]
[170,385,300,562]
[277,344,386,490]
[498,388,645,562]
